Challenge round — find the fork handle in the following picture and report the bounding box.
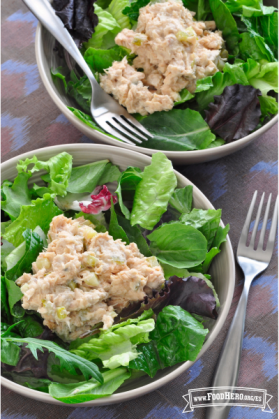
[205,276,253,419]
[23,0,99,87]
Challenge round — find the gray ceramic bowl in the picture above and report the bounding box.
[1,144,235,405]
[35,7,277,164]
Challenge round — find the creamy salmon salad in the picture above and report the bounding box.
[2,151,227,401]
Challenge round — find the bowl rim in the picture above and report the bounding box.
[1,143,235,406]
[35,22,278,160]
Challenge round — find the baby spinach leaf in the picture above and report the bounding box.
[129,306,208,377]
[180,208,221,249]
[49,368,130,403]
[117,215,152,256]
[109,201,129,243]
[1,338,21,366]
[209,0,240,55]
[3,195,62,247]
[97,163,121,185]
[122,0,150,22]
[147,223,207,268]
[140,109,216,151]
[130,153,177,229]
[169,185,193,214]
[67,160,109,193]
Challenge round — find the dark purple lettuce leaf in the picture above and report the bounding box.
[205,84,262,143]
[52,0,98,47]
[168,276,218,319]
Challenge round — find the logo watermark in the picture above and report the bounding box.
[182,387,273,413]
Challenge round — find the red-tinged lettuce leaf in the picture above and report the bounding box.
[79,186,117,214]
[53,0,98,46]
[205,84,262,143]
[129,306,208,377]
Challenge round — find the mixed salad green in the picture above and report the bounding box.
[51,0,278,151]
[1,151,229,402]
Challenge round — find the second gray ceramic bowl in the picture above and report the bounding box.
[35,2,278,164]
[1,144,235,406]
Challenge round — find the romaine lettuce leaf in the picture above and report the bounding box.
[84,4,121,50]
[72,310,155,369]
[130,153,177,229]
[225,0,277,17]
[140,109,216,151]
[107,0,131,30]
[260,13,278,56]
[17,152,73,197]
[49,368,130,403]
[67,160,109,193]
[239,31,276,62]
[249,62,278,95]
[129,306,208,377]
[169,185,193,214]
[3,194,62,247]
[259,95,278,118]
[147,223,208,268]
[180,209,222,249]
[115,167,143,219]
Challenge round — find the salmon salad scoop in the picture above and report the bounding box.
[100,0,226,116]
[16,215,165,341]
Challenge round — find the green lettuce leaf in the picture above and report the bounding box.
[122,0,150,23]
[180,209,222,249]
[17,152,73,197]
[67,160,109,193]
[84,5,121,50]
[225,0,277,17]
[174,89,195,106]
[5,229,44,282]
[117,215,152,256]
[1,336,103,383]
[209,0,240,55]
[129,306,208,377]
[140,109,216,151]
[1,173,32,220]
[259,95,278,117]
[49,368,130,403]
[115,167,143,219]
[147,223,208,268]
[97,162,121,185]
[109,200,130,243]
[68,107,119,140]
[130,153,177,229]
[239,31,276,62]
[160,263,190,280]
[1,276,10,320]
[249,62,278,95]
[195,75,215,92]
[3,194,62,247]
[84,45,131,74]
[107,0,131,30]
[72,310,155,369]
[260,13,278,56]
[169,185,193,214]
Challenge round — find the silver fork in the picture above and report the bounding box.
[206,191,278,419]
[23,0,153,145]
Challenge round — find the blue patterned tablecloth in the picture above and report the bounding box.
[1,1,278,417]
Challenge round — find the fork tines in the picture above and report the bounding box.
[239,191,278,252]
